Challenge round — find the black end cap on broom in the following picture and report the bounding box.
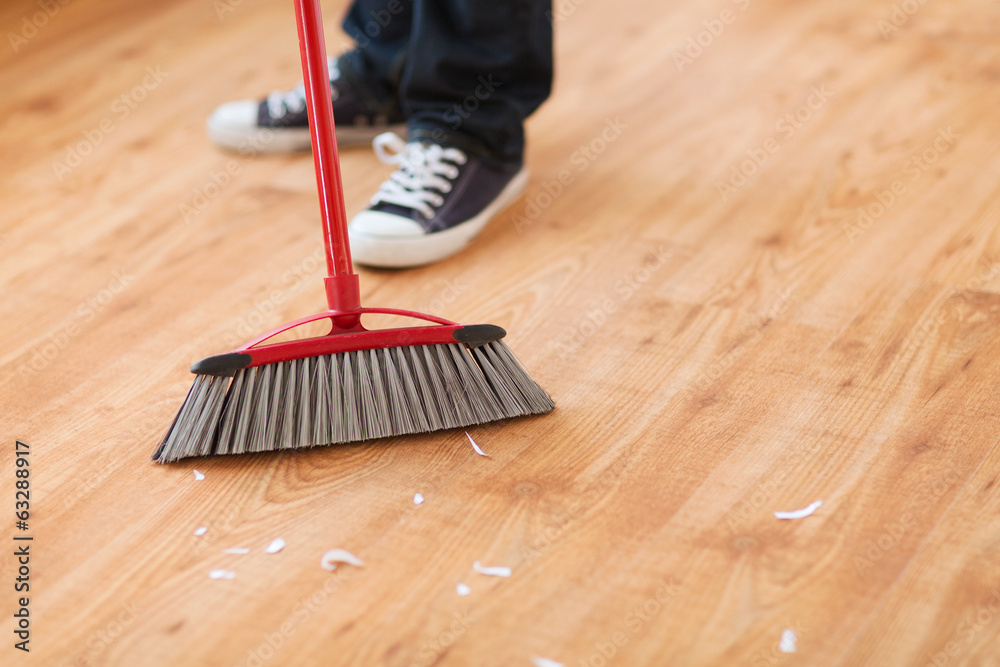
[453,324,506,348]
[190,352,253,377]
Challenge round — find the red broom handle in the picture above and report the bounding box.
[293,0,362,313]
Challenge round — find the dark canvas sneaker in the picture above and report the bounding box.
[348,133,528,268]
[207,56,405,154]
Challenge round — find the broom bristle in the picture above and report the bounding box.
[153,341,554,462]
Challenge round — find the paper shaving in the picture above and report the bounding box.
[266,538,286,554]
[223,548,250,554]
[209,569,235,580]
[532,658,565,667]
[413,493,425,505]
[193,470,205,481]
[778,628,797,653]
[466,431,489,457]
[321,549,365,571]
[473,560,511,578]
[456,582,471,596]
[193,527,207,536]
[774,500,822,520]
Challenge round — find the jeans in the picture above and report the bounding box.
[341,0,553,169]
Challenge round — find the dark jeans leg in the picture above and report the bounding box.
[340,0,414,115]
[402,0,553,168]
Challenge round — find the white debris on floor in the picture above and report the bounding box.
[321,549,365,571]
[209,569,235,580]
[413,493,425,505]
[266,538,286,554]
[779,628,797,653]
[531,657,565,667]
[473,561,511,577]
[223,548,250,555]
[193,526,207,536]
[193,470,205,481]
[774,500,822,520]
[466,431,489,457]
[456,583,471,596]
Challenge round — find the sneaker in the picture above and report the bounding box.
[206,56,405,154]
[348,133,529,268]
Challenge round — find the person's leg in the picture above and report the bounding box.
[402,0,553,168]
[339,0,414,119]
[207,0,413,153]
[347,0,555,267]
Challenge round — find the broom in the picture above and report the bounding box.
[153,0,553,463]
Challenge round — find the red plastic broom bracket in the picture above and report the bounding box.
[228,307,468,369]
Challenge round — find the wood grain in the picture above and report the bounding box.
[3,0,1000,665]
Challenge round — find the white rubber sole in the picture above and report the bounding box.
[206,100,402,154]
[349,168,530,268]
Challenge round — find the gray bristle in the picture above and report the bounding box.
[153,341,554,463]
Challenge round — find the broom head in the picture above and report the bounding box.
[153,307,553,462]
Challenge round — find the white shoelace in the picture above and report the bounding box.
[266,57,340,118]
[370,132,468,219]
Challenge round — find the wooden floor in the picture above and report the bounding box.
[3,0,1000,664]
